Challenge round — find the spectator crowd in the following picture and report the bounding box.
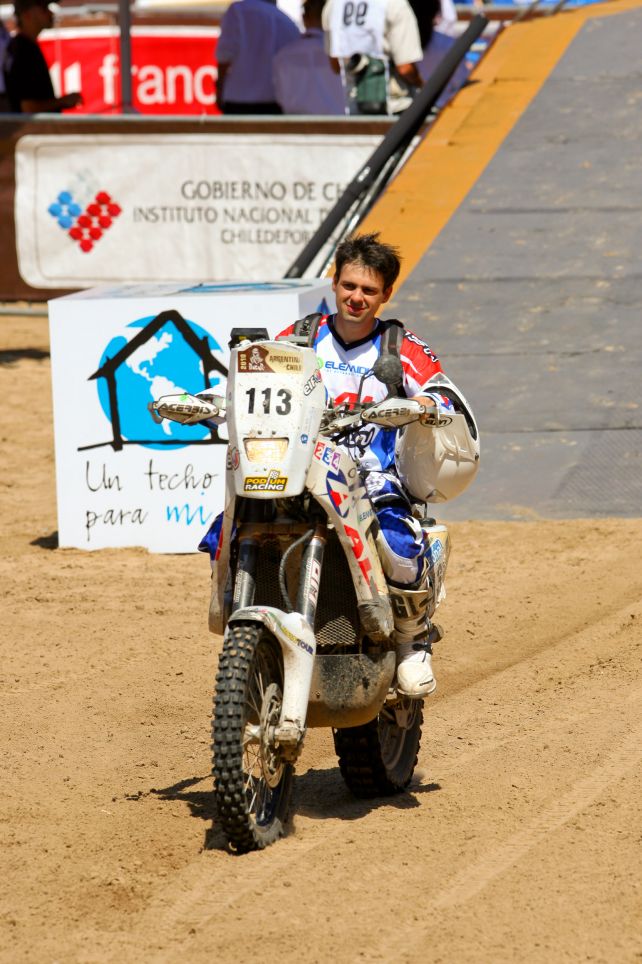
[216,0,469,116]
[1,0,470,115]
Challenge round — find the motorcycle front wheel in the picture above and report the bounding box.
[333,697,423,798]
[212,621,293,853]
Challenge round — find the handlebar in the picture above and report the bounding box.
[325,396,444,433]
[148,392,226,426]
[149,392,446,432]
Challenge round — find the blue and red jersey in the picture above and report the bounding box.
[278,314,449,472]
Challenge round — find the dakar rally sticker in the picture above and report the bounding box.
[226,446,240,470]
[237,345,302,374]
[244,469,288,493]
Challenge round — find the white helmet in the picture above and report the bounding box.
[395,374,480,503]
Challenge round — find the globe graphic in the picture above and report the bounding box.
[96,316,225,450]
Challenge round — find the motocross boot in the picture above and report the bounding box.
[388,571,442,698]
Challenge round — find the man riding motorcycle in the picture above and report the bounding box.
[277,233,479,698]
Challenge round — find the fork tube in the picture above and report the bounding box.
[296,524,327,625]
[232,537,259,612]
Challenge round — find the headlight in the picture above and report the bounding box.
[243,438,289,461]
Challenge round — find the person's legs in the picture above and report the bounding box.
[366,474,439,698]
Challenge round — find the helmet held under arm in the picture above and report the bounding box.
[394,374,480,503]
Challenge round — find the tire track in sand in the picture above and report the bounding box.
[367,682,642,963]
[434,696,642,909]
[95,602,641,963]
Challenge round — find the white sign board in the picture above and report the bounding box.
[48,279,335,552]
[15,133,380,288]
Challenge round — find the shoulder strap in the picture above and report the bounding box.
[379,318,406,397]
[292,312,323,347]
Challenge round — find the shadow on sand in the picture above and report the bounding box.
[0,348,50,365]
[137,766,441,854]
[30,532,59,550]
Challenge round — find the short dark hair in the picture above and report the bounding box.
[334,232,401,290]
[14,0,49,16]
[303,0,326,19]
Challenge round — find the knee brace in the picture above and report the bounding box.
[388,564,434,646]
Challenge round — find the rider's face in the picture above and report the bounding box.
[332,263,392,342]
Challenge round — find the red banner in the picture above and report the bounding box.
[39,27,222,115]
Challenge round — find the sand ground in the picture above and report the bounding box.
[1,315,641,963]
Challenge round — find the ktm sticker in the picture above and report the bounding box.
[244,470,288,492]
[344,524,373,584]
[326,468,351,517]
[237,345,302,374]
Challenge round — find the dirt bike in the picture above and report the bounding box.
[151,327,451,853]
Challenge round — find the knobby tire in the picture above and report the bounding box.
[212,621,293,853]
[333,698,423,798]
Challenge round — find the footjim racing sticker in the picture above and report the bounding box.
[244,470,288,492]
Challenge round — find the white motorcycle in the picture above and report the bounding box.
[151,328,456,853]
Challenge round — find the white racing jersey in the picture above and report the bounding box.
[278,314,450,472]
[326,0,387,59]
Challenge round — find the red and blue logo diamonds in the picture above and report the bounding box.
[47,189,122,253]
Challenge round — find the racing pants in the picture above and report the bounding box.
[365,472,426,587]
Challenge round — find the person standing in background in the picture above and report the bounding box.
[408,0,441,48]
[216,0,300,114]
[410,0,469,110]
[273,0,345,115]
[3,0,82,112]
[276,0,304,28]
[0,19,11,111]
[322,0,423,115]
[434,0,459,38]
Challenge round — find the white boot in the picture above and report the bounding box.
[388,578,440,699]
[396,639,437,698]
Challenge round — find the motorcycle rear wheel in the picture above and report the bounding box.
[212,621,293,852]
[333,697,423,798]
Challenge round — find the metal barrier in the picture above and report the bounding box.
[0,113,393,301]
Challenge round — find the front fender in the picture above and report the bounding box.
[227,607,316,740]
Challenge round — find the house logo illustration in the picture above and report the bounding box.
[48,188,121,253]
[82,309,228,453]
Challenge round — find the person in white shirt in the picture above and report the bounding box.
[435,0,459,38]
[273,0,345,115]
[277,0,304,28]
[215,0,300,114]
[408,0,468,110]
[322,0,423,114]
